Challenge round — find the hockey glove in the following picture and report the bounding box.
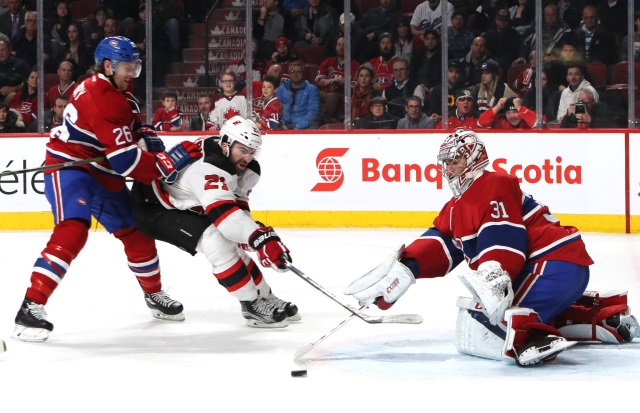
[135,124,165,152]
[458,261,513,325]
[238,221,267,251]
[344,245,415,310]
[156,141,203,184]
[249,226,291,272]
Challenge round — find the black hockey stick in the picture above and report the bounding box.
[0,157,106,178]
[283,260,423,325]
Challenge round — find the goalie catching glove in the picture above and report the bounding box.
[458,261,513,325]
[344,245,415,310]
[156,140,203,184]
[248,226,291,272]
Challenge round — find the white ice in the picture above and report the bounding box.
[1,229,640,412]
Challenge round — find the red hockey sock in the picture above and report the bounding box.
[115,227,161,294]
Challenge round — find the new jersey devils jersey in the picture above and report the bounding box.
[209,93,248,129]
[403,171,593,280]
[46,74,160,192]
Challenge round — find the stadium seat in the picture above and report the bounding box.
[355,0,380,14]
[43,74,59,93]
[400,0,423,18]
[291,45,326,66]
[319,122,345,130]
[585,62,607,90]
[610,61,640,86]
[69,0,100,22]
[304,63,319,82]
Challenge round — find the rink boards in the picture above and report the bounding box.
[1,130,638,233]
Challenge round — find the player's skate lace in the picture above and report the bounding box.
[144,290,184,321]
[15,299,52,329]
[241,297,287,323]
[265,291,301,321]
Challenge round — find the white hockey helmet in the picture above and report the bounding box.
[437,129,489,197]
[219,116,262,155]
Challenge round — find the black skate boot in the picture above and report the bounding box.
[144,290,185,321]
[241,297,289,328]
[12,299,54,342]
[604,313,640,342]
[265,290,301,321]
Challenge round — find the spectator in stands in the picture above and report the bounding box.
[315,36,358,123]
[477,96,538,129]
[519,4,576,66]
[383,58,424,119]
[189,93,215,132]
[227,39,266,93]
[253,0,285,60]
[557,0,582,31]
[544,40,582,93]
[103,17,119,38]
[428,59,464,119]
[509,0,534,34]
[9,67,39,128]
[50,0,71,44]
[276,60,320,129]
[473,60,518,114]
[512,50,535,98]
[282,0,308,38]
[448,10,474,61]
[0,38,29,101]
[253,75,283,130]
[369,32,399,91]
[11,11,51,71]
[436,88,480,129]
[0,102,25,132]
[0,0,25,41]
[129,4,146,54]
[153,91,183,132]
[557,64,594,122]
[56,22,91,78]
[209,69,248,130]
[101,0,138,34]
[410,0,455,37]
[325,12,370,63]
[458,36,493,87]
[359,0,401,59]
[293,0,337,47]
[242,62,284,96]
[397,95,434,129]
[28,94,68,133]
[621,11,640,62]
[412,29,442,97]
[575,5,618,68]
[394,17,422,64]
[560,86,617,128]
[351,63,381,120]
[483,9,521,82]
[469,0,504,34]
[47,59,77,109]
[353,96,398,129]
[268,36,299,83]
[150,0,184,62]
[597,0,628,40]
[82,4,108,55]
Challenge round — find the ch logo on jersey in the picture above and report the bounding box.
[311,148,349,192]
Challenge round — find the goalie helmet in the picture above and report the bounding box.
[94,36,142,78]
[219,116,262,154]
[437,129,489,197]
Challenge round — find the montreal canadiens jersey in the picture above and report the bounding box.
[149,138,261,243]
[46,74,161,191]
[403,171,593,280]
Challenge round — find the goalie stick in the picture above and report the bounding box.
[0,157,107,178]
[283,261,423,325]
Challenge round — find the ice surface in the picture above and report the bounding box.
[1,229,639,412]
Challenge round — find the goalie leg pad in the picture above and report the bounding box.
[456,297,506,361]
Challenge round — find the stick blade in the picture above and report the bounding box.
[364,314,424,324]
[293,343,313,360]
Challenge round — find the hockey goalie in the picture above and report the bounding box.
[345,129,640,366]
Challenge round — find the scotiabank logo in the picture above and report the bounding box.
[311,148,349,192]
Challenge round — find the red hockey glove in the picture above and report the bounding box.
[248,226,291,272]
[135,124,165,152]
[156,141,202,184]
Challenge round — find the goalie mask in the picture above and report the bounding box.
[219,116,263,156]
[438,129,489,197]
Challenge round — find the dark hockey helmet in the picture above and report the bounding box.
[94,36,142,78]
[219,116,262,155]
[437,129,489,197]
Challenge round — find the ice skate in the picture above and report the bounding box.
[265,290,301,321]
[144,290,185,321]
[12,299,54,342]
[241,297,289,328]
[515,335,576,366]
[1,339,6,353]
[604,313,640,342]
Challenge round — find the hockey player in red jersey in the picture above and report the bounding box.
[12,37,203,342]
[131,116,297,328]
[345,129,640,366]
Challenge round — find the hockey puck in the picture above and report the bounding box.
[291,369,307,377]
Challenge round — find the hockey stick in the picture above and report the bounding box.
[283,261,423,325]
[0,157,106,178]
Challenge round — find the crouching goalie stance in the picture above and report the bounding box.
[345,129,640,366]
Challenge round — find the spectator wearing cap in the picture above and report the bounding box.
[397,95,434,129]
[435,88,480,129]
[359,0,401,59]
[253,0,285,60]
[369,32,399,91]
[293,0,337,47]
[383,57,423,118]
[447,10,474,61]
[483,9,521,82]
[353,96,398,129]
[473,60,517,114]
[268,36,299,83]
[411,29,442,97]
[427,59,465,118]
[410,0,455,37]
[325,12,370,63]
[457,36,492,87]
[477,97,538,129]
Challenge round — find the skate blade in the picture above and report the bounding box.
[150,309,185,322]
[11,325,50,342]
[517,339,577,366]
[1,339,6,353]
[246,318,290,328]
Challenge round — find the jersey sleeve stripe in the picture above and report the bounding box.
[107,146,142,176]
[528,232,582,260]
[65,121,104,150]
[206,200,241,226]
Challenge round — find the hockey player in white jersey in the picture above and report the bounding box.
[131,116,298,327]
